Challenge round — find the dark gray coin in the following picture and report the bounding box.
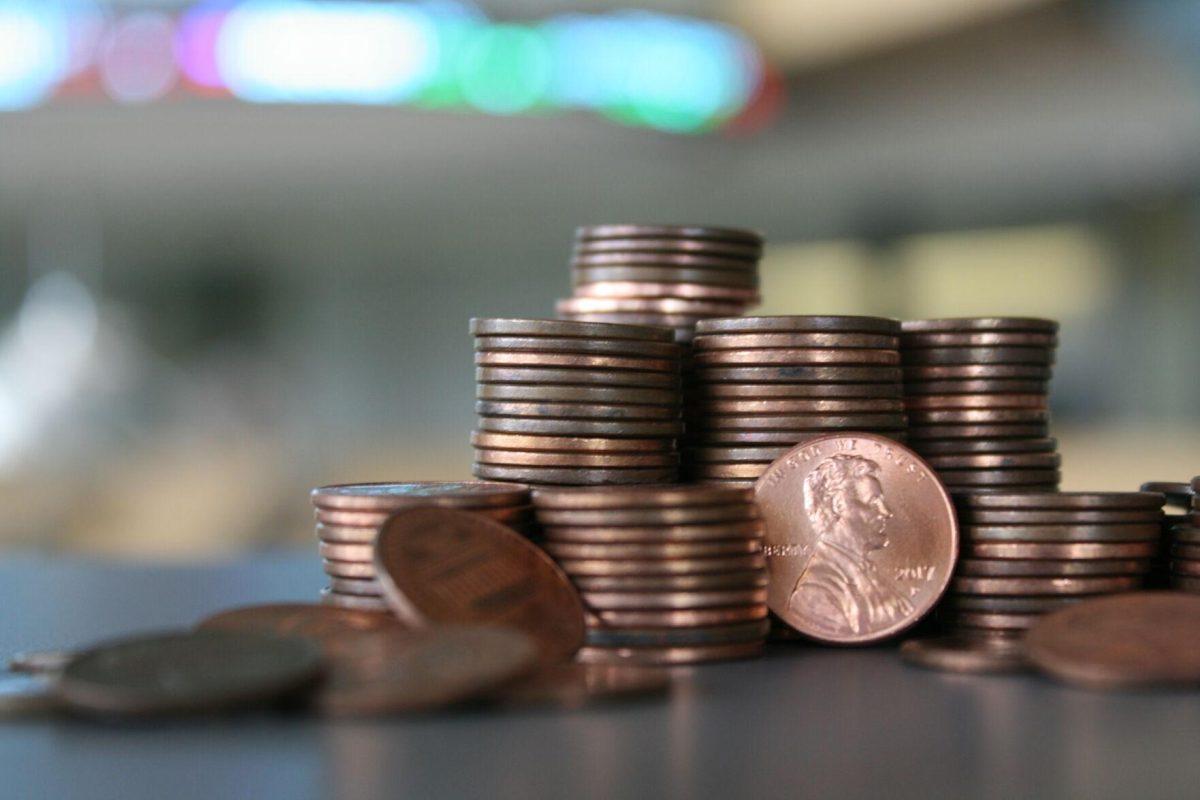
[689,413,908,430]
[958,491,1164,510]
[899,635,1029,674]
[477,416,683,437]
[962,523,1162,541]
[907,408,1049,424]
[0,673,59,717]
[1175,526,1200,544]
[693,365,902,383]
[57,631,322,716]
[693,332,898,350]
[902,347,1053,366]
[939,470,1061,487]
[900,331,1057,348]
[477,384,679,405]
[693,382,902,399]
[474,464,676,484]
[957,558,1150,577]
[477,367,679,388]
[576,223,763,244]
[1140,481,1193,508]
[903,364,1052,380]
[584,619,769,648]
[470,318,674,342]
[925,453,1061,469]
[945,595,1084,613]
[475,336,680,359]
[573,266,758,288]
[902,379,1050,395]
[475,401,680,421]
[694,316,900,335]
[907,424,1049,440]
[910,437,1057,455]
[901,318,1058,334]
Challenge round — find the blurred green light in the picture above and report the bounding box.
[455,24,552,115]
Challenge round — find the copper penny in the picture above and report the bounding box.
[944,611,1039,630]
[693,382,902,399]
[693,365,902,384]
[689,430,853,445]
[755,433,958,644]
[474,336,680,359]
[963,524,1161,542]
[477,383,679,406]
[1177,525,1200,544]
[958,491,1164,510]
[316,525,380,545]
[570,251,757,270]
[923,453,1061,469]
[322,559,377,579]
[316,504,532,529]
[584,619,769,647]
[901,331,1057,348]
[320,542,377,562]
[938,470,1061,487]
[541,521,764,544]
[56,631,322,716]
[558,554,766,577]
[963,541,1159,559]
[686,463,771,480]
[900,635,1029,674]
[470,431,674,453]
[693,332,898,350]
[312,481,529,511]
[556,296,747,315]
[902,364,1052,380]
[473,464,677,484]
[958,510,1161,525]
[470,317,673,342]
[902,318,1058,334]
[544,539,761,560]
[696,316,899,335]
[1170,560,1200,577]
[328,577,384,596]
[474,400,680,421]
[474,449,677,469]
[691,414,908,431]
[575,641,763,665]
[531,484,752,509]
[572,571,768,592]
[951,575,1141,595]
[374,507,585,661]
[694,348,900,367]
[535,504,758,526]
[907,408,1049,424]
[903,379,1050,395]
[477,367,679,390]
[495,662,670,709]
[906,424,1049,440]
[572,266,758,288]
[908,437,1057,455]
[1171,544,1200,559]
[580,588,767,610]
[576,223,762,244]
[956,558,1149,577]
[573,237,760,257]
[475,353,679,373]
[574,280,760,301]
[585,605,768,628]
[685,446,793,463]
[1140,481,1193,506]
[556,311,725,328]
[944,595,1085,613]
[692,398,904,415]
[320,589,391,612]
[1025,592,1200,689]
[8,650,74,676]
[476,417,682,437]
[904,394,1048,411]
[902,347,1053,366]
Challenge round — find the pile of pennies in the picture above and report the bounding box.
[938,491,1163,637]
[1140,480,1194,588]
[311,482,534,610]
[531,485,769,665]
[682,316,907,486]
[900,318,1061,494]
[1166,477,1200,592]
[555,224,763,344]
[470,318,684,485]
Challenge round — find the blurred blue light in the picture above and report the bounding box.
[0,2,71,111]
[216,1,439,104]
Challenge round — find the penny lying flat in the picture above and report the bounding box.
[535,504,758,526]
[470,431,675,453]
[328,577,384,596]
[685,446,793,463]
[475,336,680,359]
[322,560,377,579]
[557,554,767,577]
[473,464,677,484]
[901,331,1057,347]
[577,223,763,244]
[691,413,908,431]
[576,641,763,666]
[944,595,1085,614]
[475,352,680,373]
[320,589,391,612]
[470,317,675,342]
[573,266,759,287]
[902,347,1053,366]
[923,453,1061,469]
[0,673,59,717]
[570,252,757,271]
[315,504,533,528]
[693,382,903,399]
[906,437,1058,455]
[541,521,764,543]
[581,588,767,610]
[474,449,678,469]
[532,485,754,509]
[474,400,680,421]
[951,576,1141,596]
[957,511,1161,526]
[938,469,1060,486]
[694,365,902,384]
[905,394,1048,410]
[906,424,1049,440]
[574,280,760,300]
[693,348,900,366]
[1026,592,1200,689]
[575,240,759,260]
[902,317,1058,334]
[900,635,1029,674]
[958,492,1164,510]
[907,408,1049,424]
[8,650,75,676]
[696,316,900,335]
[693,332,899,350]
[692,398,904,414]
[956,558,1149,577]
[571,571,768,592]
[556,296,747,316]
[584,619,770,647]
[687,464,773,479]
[477,383,679,405]
[903,364,1052,380]
[585,605,768,628]
[197,603,404,637]
[903,379,1050,395]
[943,611,1039,631]
[311,481,530,511]
[963,540,1159,559]
[543,539,762,560]
[476,417,683,437]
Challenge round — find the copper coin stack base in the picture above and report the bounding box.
[1168,476,1200,592]
[1139,480,1194,588]
[682,316,907,486]
[938,491,1164,639]
[471,318,683,485]
[310,481,534,610]
[556,224,764,345]
[531,485,768,665]
[900,318,1061,494]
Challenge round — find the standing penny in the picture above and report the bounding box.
[899,635,1029,674]
[1026,592,1200,689]
[755,433,958,644]
[374,507,586,662]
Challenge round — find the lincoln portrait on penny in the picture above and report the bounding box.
[787,452,913,635]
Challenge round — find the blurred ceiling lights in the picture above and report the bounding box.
[0,0,766,133]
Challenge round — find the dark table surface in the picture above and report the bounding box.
[1,552,1197,800]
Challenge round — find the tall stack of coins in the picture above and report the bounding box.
[471,318,683,485]
[682,316,906,486]
[939,492,1162,637]
[310,481,533,611]
[531,486,768,665]
[1139,481,1193,588]
[1168,477,1200,593]
[900,318,1060,493]
[555,224,763,344]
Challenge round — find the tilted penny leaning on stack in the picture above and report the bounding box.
[556,224,763,345]
[471,318,684,485]
[531,485,768,665]
[900,318,1061,493]
[683,316,907,486]
[1167,476,1200,593]
[310,481,534,611]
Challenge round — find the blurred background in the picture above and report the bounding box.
[2,0,1199,558]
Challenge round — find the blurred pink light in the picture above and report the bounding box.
[176,2,229,90]
[99,11,178,104]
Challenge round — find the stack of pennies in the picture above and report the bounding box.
[1139,480,1193,588]
[310,481,533,611]
[555,224,763,344]
[530,485,769,665]
[471,318,683,485]
[682,316,907,486]
[1168,476,1200,593]
[939,491,1163,637]
[900,318,1060,493]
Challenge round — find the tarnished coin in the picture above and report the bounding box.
[557,311,718,329]
[535,504,758,526]
[312,481,530,511]
[471,431,674,453]
[694,348,900,367]
[57,631,322,716]
[0,673,59,717]
[1140,481,1193,507]
[572,570,768,592]
[1171,544,1200,559]
[475,352,679,373]
[755,433,958,644]
[477,384,679,406]
[685,446,793,463]
[474,464,677,484]
[8,650,74,676]
[477,366,679,388]
[322,559,376,578]
[943,611,1039,631]
[958,511,1161,526]
[558,554,767,577]
[475,400,680,421]
[494,662,670,709]
[694,366,902,384]
[556,297,748,316]
[686,463,771,480]
[374,507,585,661]
[689,430,854,445]
[586,605,768,628]
[574,240,759,260]
[470,318,674,342]
[905,437,1057,455]
[907,408,1049,424]
[328,577,384,596]
[902,347,1053,366]
[584,619,769,647]
[475,449,677,469]
[694,382,903,399]
[938,470,1061,487]
[903,379,1050,395]
[957,558,1149,577]
[542,521,763,544]
[923,453,1061,469]
[544,539,761,560]
[576,641,763,665]
[944,595,1084,613]
[532,484,752,510]
[475,336,680,360]
[1026,592,1200,689]
[693,332,898,350]
[316,504,533,529]
[963,540,1159,559]
[904,394,1048,411]
[574,280,760,301]
[901,331,1057,347]
[1170,560,1200,577]
[320,589,391,612]
[580,588,768,610]
[577,223,762,244]
[1175,525,1200,544]
[959,492,1164,510]
[690,414,908,431]
[906,424,1049,440]
[477,416,683,437]
[903,364,1052,380]
[692,398,904,415]
[571,251,757,270]
[900,635,1029,674]
[902,317,1059,334]
[695,316,899,335]
[951,576,1141,595]
[573,266,759,288]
